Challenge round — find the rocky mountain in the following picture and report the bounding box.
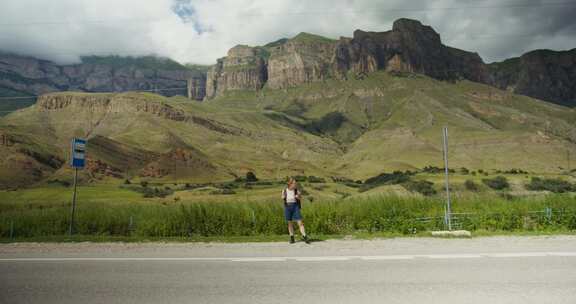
[0,54,207,102]
[205,18,575,107]
[488,49,576,107]
[0,17,575,110]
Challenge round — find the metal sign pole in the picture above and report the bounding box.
[442,127,452,231]
[69,167,79,235]
[68,138,86,236]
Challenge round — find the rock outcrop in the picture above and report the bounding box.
[266,33,336,89]
[332,19,487,82]
[205,18,488,99]
[0,54,207,100]
[205,45,268,98]
[488,49,576,107]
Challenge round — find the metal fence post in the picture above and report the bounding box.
[9,220,14,239]
[442,127,452,231]
[128,216,134,235]
[545,207,552,221]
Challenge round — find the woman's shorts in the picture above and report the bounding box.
[284,203,302,221]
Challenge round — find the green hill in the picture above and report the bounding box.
[0,71,575,189]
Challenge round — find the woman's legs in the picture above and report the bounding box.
[287,221,295,236]
[297,220,306,237]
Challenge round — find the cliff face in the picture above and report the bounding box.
[333,19,487,82]
[488,49,576,107]
[0,54,207,100]
[205,45,268,99]
[206,18,489,99]
[266,33,336,89]
[2,18,575,107]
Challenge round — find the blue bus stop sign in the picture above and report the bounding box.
[71,138,86,168]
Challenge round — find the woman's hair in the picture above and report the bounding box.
[287,178,296,186]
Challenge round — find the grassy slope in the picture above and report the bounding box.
[207,71,576,178]
[0,71,575,189]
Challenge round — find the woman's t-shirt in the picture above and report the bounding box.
[284,188,297,203]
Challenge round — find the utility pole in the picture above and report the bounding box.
[442,127,452,231]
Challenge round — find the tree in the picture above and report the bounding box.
[246,171,258,182]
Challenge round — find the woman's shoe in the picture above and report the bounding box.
[289,235,295,244]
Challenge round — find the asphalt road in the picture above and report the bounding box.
[1,236,575,304]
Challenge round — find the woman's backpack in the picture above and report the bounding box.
[283,188,302,208]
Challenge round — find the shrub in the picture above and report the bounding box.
[344,182,361,188]
[482,176,509,190]
[246,172,258,182]
[140,181,148,188]
[402,180,437,196]
[364,171,411,186]
[464,180,479,192]
[142,187,172,198]
[422,166,455,174]
[504,168,528,174]
[293,175,308,182]
[47,179,71,187]
[307,176,326,183]
[526,177,575,193]
[210,189,236,195]
[124,179,131,185]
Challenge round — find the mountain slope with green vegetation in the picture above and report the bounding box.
[0,70,575,190]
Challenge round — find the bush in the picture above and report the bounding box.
[482,176,509,190]
[464,180,479,192]
[526,177,575,193]
[124,179,131,185]
[307,176,326,183]
[142,187,172,198]
[293,175,308,182]
[47,179,71,187]
[504,168,528,174]
[361,171,412,192]
[140,181,148,188]
[210,189,236,195]
[246,172,258,182]
[402,180,437,196]
[422,166,455,174]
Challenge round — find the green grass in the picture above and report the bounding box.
[291,32,336,44]
[1,191,575,240]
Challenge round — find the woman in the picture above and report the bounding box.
[282,178,310,244]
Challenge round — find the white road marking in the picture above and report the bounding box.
[294,256,352,262]
[547,252,576,257]
[0,252,574,263]
[361,255,415,260]
[231,258,287,262]
[485,252,548,258]
[425,254,483,259]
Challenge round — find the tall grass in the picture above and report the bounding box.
[1,194,575,239]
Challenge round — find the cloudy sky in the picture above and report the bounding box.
[0,0,575,65]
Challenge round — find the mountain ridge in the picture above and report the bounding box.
[1,18,575,109]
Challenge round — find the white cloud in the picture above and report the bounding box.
[0,0,574,65]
